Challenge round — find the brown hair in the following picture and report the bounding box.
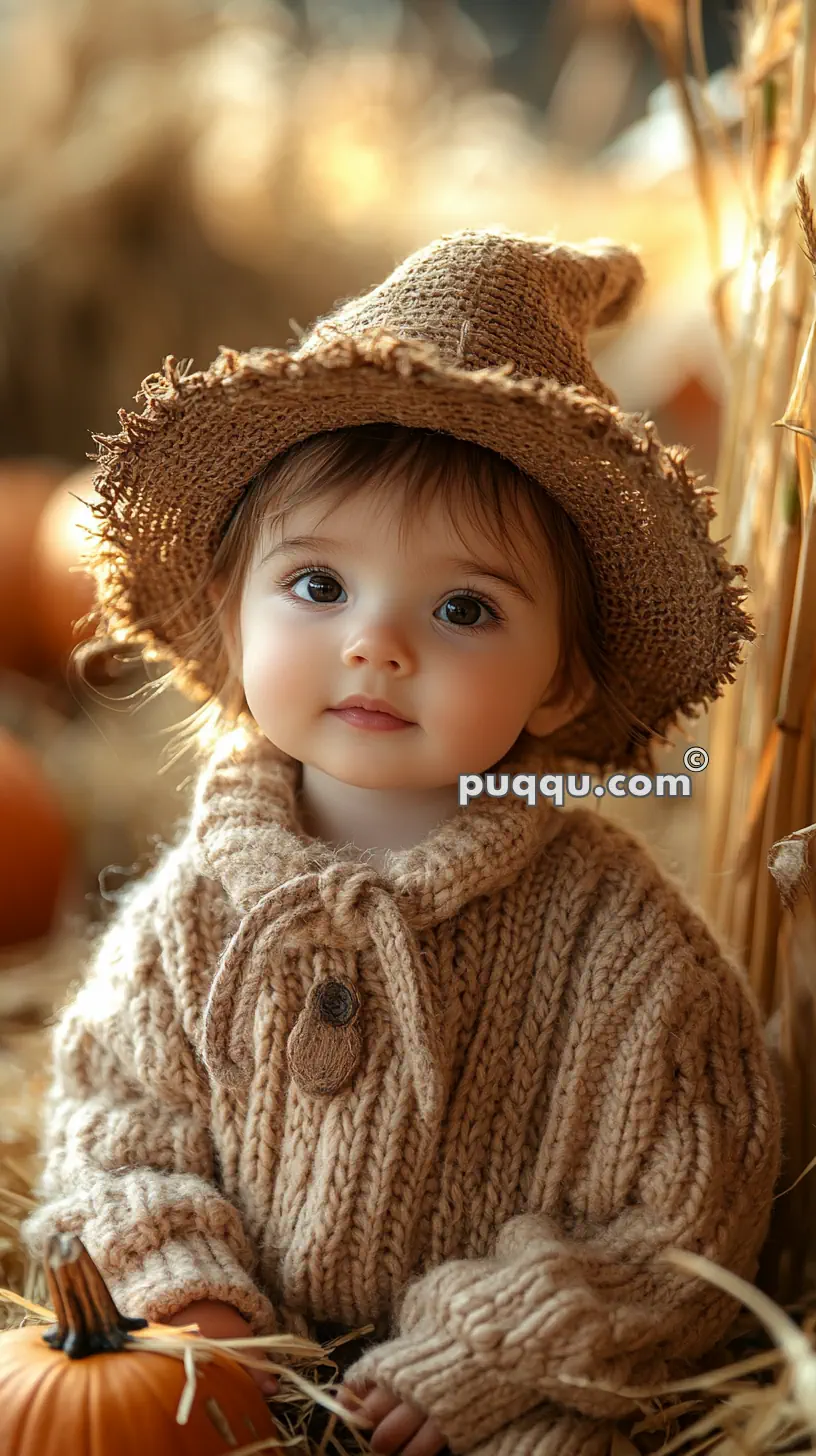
[182,423,629,746]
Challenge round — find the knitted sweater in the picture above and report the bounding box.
[22,727,781,1454]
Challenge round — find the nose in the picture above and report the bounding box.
[341,617,416,673]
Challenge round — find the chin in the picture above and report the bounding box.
[325,747,441,791]
[328,761,416,790]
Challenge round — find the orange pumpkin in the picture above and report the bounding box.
[31,465,99,674]
[0,1234,284,1455]
[0,729,74,947]
[0,460,69,674]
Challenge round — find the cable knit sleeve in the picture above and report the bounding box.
[341,858,783,1454]
[20,848,281,1335]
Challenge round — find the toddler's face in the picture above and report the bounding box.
[232,479,588,790]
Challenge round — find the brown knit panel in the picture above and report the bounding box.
[458,1404,616,1456]
[255,944,317,1268]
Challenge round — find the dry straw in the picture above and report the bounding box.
[636,0,816,1439]
[639,0,816,1311]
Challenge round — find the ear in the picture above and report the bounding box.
[525,659,596,739]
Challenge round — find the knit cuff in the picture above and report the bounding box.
[341,1321,544,1453]
[102,1233,282,1335]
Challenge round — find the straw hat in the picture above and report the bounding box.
[88,228,753,774]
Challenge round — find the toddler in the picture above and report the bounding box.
[22,230,781,1456]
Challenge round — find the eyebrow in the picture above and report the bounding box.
[259,534,537,604]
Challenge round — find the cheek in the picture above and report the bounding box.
[429,645,529,724]
[239,601,323,704]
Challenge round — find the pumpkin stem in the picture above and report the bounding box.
[41,1233,148,1358]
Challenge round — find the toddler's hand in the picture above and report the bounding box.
[164,1298,279,1398]
[337,1379,448,1455]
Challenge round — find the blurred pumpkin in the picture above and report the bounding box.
[0,729,74,947]
[0,460,69,675]
[0,1233,284,1455]
[31,465,100,674]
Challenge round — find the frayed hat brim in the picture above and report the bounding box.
[86,328,753,774]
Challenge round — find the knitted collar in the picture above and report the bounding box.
[190,726,565,1126]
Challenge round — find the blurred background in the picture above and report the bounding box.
[0,0,746,962]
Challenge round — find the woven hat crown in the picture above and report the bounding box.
[295,230,646,404]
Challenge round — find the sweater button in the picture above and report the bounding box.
[315,979,359,1026]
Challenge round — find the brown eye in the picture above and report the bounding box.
[439,595,484,627]
[291,571,345,604]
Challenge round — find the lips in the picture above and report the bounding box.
[328,701,415,731]
[334,698,412,721]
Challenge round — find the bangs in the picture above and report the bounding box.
[249,425,543,594]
